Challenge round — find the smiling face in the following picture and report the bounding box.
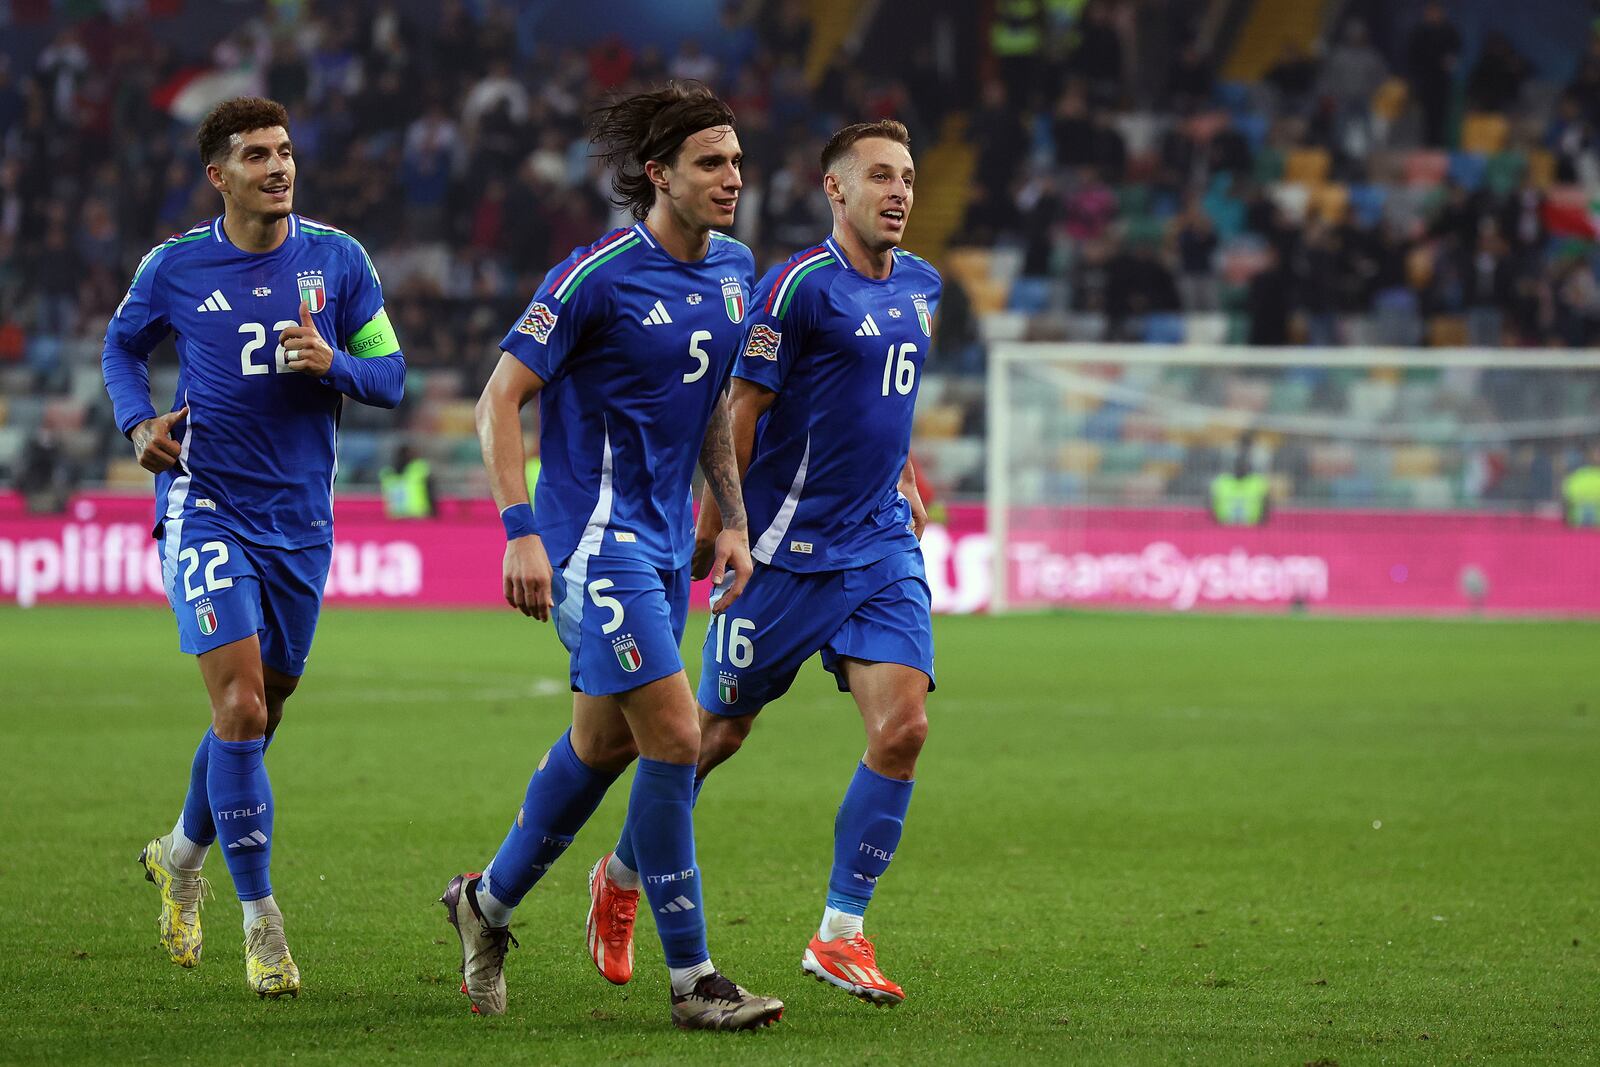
[651,125,743,231]
[206,126,295,220]
[828,136,915,253]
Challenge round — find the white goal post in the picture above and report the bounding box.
[984,343,1600,615]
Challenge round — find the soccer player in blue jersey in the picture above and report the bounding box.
[103,97,405,999]
[439,82,782,1030]
[588,119,940,1006]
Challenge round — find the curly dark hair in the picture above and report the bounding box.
[197,97,291,164]
[820,119,912,176]
[590,81,736,220]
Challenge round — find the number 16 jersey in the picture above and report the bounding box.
[734,236,942,573]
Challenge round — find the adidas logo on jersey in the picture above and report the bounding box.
[641,300,673,326]
[196,290,232,312]
[854,314,881,337]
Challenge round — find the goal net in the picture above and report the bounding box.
[983,343,1600,616]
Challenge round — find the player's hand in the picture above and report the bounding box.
[706,527,752,615]
[130,405,188,473]
[280,301,335,376]
[690,535,718,581]
[902,480,928,541]
[504,534,554,621]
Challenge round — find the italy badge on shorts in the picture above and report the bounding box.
[195,597,218,636]
[722,276,745,323]
[297,269,327,313]
[612,635,642,673]
[718,671,738,705]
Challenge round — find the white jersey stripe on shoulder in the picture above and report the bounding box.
[553,230,638,302]
[822,237,849,267]
[768,250,833,319]
[631,223,656,248]
[212,218,223,243]
[555,424,615,656]
[752,434,809,564]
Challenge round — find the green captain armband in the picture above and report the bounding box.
[347,307,401,357]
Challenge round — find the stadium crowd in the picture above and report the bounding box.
[0,0,1596,507]
[962,0,1600,351]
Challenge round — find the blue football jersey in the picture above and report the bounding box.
[103,215,394,548]
[500,222,756,570]
[734,236,942,572]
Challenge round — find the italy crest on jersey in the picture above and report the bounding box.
[297,270,327,314]
[913,294,932,337]
[721,276,745,323]
[718,671,738,704]
[195,598,218,636]
[612,635,642,673]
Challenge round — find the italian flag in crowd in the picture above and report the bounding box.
[1542,189,1600,241]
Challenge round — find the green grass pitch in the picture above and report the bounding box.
[1,606,1596,1064]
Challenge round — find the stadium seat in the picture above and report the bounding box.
[1371,78,1409,121]
[1347,184,1388,226]
[1391,445,1443,477]
[1141,313,1186,344]
[913,404,964,439]
[1007,277,1054,313]
[1309,182,1349,223]
[1447,152,1487,191]
[1057,440,1103,474]
[1402,150,1450,187]
[103,457,150,489]
[1459,112,1509,154]
[1427,315,1469,348]
[1283,147,1330,185]
[1526,148,1556,188]
[41,399,86,432]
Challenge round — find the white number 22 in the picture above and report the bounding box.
[179,540,233,602]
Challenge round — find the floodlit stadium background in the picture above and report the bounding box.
[4,0,1600,615]
[2,5,1598,1065]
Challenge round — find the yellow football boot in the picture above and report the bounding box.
[244,915,300,998]
[138,836,208,968]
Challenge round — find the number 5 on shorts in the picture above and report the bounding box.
[588,579,625,635]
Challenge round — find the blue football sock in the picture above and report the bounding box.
[627,759,708,967]
[614,772,704,873]
[481,729,617,910]
[207,736,274,902]
[180,729,217,846]
[826,761,914,916]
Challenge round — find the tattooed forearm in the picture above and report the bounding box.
[699,396,748,532]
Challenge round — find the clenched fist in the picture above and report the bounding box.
[130,405,188,473]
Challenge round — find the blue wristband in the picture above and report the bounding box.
[501,502,537,540]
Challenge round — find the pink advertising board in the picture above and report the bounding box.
[2,492,1598,616]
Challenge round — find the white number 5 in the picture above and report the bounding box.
[684,329,712,384]
[588,578,625,634]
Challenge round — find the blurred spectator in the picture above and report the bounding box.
[1466,31,1529,112]
[1405,2,1462,147]
[1562,443,1600,527]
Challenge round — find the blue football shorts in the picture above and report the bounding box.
[696,547,935,717]
[159,515,331,677]
[552,549,690,696]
